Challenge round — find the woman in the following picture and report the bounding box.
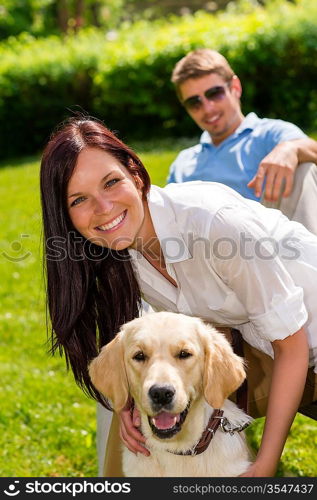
[40,116,317,477]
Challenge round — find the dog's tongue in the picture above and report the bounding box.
[152,412,180,430]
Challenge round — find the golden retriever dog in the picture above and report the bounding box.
[89,312,253,477]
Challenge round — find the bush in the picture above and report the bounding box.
[0,31,103,158]
[0,0,316,159]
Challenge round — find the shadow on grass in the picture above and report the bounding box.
[0,153,40,169]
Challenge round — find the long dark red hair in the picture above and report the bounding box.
[40,116,151,407]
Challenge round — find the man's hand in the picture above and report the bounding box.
[248,141,298,201]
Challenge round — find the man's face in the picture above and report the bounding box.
[179,73,244,145]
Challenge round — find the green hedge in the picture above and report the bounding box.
[0,0,316,159]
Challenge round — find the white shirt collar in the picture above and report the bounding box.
[145,186,192,264]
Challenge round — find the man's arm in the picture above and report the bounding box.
[248,137,317,201]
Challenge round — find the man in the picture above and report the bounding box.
[168,49,317,234]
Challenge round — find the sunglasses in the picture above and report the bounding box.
[182,84,230,111]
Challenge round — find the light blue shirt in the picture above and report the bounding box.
[167,113,307,201]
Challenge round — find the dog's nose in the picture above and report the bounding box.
[149,385,175,406]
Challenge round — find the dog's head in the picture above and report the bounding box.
[89,312,246,439]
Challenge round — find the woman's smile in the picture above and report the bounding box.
[95,209,127,233]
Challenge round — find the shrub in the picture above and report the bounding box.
[0,0,316,159]
[0,31,103,158]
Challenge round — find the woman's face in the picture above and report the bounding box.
[67,147,147,251]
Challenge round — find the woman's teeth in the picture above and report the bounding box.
[97,211,126,231]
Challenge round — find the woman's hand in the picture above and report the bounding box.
[239,461,276,477]
[119,403,150,456]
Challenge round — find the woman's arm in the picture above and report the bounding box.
[241,326,309,477]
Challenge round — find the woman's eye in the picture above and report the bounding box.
[70,196,86,207]
[105,178,120,188]
[178,350,192,359]
[133,351,146,362]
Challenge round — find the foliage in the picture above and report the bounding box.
[0,1,251,40]
[118,0,233,21]
[0,0,316,158]
[0,0,54,39]
[0,141,317,476]
[0,0,126,39]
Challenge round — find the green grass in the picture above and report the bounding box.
[0,138,316,477]
[0,158,97,476]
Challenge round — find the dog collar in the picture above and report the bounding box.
[168,409,250,457]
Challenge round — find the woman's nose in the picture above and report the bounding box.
[94,195,114,215]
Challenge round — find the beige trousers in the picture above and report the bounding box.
[262,162,317,235]
[103,414,123,477]
[241,342,317,419]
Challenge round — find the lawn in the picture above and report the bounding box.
[0,138,316,477]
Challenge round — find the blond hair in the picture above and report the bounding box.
[171,49,235,97]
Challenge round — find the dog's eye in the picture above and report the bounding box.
[133,351,146,362]
[178,350,192,359]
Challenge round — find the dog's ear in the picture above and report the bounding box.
[197,322,246,409]
[88,334,129,412]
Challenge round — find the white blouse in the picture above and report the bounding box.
[129,182,317,371]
